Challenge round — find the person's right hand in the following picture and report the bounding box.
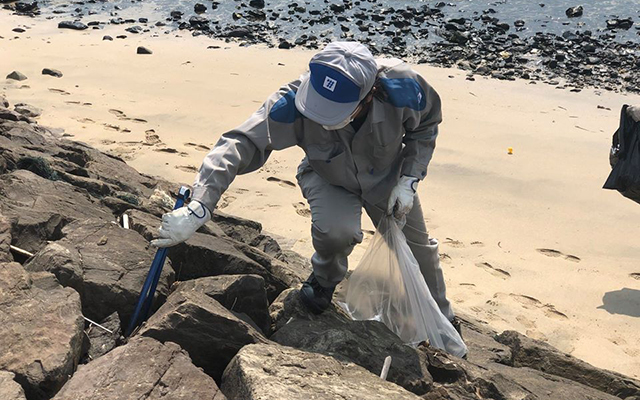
[151,201,211,248]
[627,105,640,122]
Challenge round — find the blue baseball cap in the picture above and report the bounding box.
[295,42,378,126]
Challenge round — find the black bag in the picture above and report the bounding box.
[603,105,640,204]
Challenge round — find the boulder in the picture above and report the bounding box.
[53,337,226,400]
[0,263,84,400]
[85,312,122,361]
[0,170,112,253]
[496,330,640,398]
[221,343,422,399]
[0,212,11,262]
[138,290,268,381]
[0,371,26,400]
[14,103,42,118]
[6,71,27,81]
[168,232,302,301]
[0,120,160,198]
[125,208,306,301]
[173,274,270,334]
[269,288,434,395]
[24,219,175,324]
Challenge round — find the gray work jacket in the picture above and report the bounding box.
[191,58,442,212]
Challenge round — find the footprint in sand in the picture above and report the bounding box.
[175,165,198,173]
[470,241,484,247]
[504,293,569,320]
[293,202,311,218]
[184,142,210,152]
[629,273,640,280]
[440,253,452,263]
[75,117,95,123]
[475,262,511,279]
[267,176,297,188]
[103,123,122,132]
[537,248,581,262]
[65,101,92,106]
[363,229,375,236]
[443,238,465,248]
[144,129,162,146]
[109,109,147,123]
[49,88,70,95]
[153,148,189,157]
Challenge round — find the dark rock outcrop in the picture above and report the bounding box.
[53,337,227,400]
[125,208,308,302]
[269,288,435,395]
[0,263,84,400]
[173,274,270,334]
[496,330,640,398]
[138,290,268,381]
[221,343,422,399]
[24,219,175,324]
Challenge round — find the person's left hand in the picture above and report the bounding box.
[387,176,419,218]
[627,105,640,122]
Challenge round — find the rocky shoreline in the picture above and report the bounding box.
[2,94,640,399]
[3,1,640,94]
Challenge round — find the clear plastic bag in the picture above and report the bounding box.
[338,216,467,358]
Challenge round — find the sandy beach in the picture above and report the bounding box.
[2,12,640,379]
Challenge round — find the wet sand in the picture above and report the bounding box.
[2,12,640,378]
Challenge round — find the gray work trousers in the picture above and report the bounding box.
[297,170,455,321]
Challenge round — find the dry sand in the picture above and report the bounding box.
[2,13,640,378]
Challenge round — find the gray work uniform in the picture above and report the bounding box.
[192,58,454,320]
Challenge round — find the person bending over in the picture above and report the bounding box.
[152,41,460,332]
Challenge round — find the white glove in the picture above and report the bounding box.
[387,176,419,218]
[627,105,640,122]
[151,201,211,248]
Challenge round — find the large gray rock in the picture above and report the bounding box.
[25,219,175,324]
[269,288,435,395]
[6,71,27,81]
[173,274,270,334]
[53,337,226,400]
[0,212,12,262]
[0,169,113,253]
[125,208,307,302]
[221,343,422,400]
[0,120,168,217]
[496,330,640,398]
[138,289,268,381]
[0,262,84,400]
[169,232,295,301]
[0,371,26,400]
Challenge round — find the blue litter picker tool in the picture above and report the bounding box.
[126,186,190,337]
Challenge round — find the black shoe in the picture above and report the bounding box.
[450,316,463,339]
[299,273,336,314]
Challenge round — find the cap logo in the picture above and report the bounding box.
[323,76,337,92]
[309,63,361,104]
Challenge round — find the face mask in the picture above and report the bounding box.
[322,116,353,131]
